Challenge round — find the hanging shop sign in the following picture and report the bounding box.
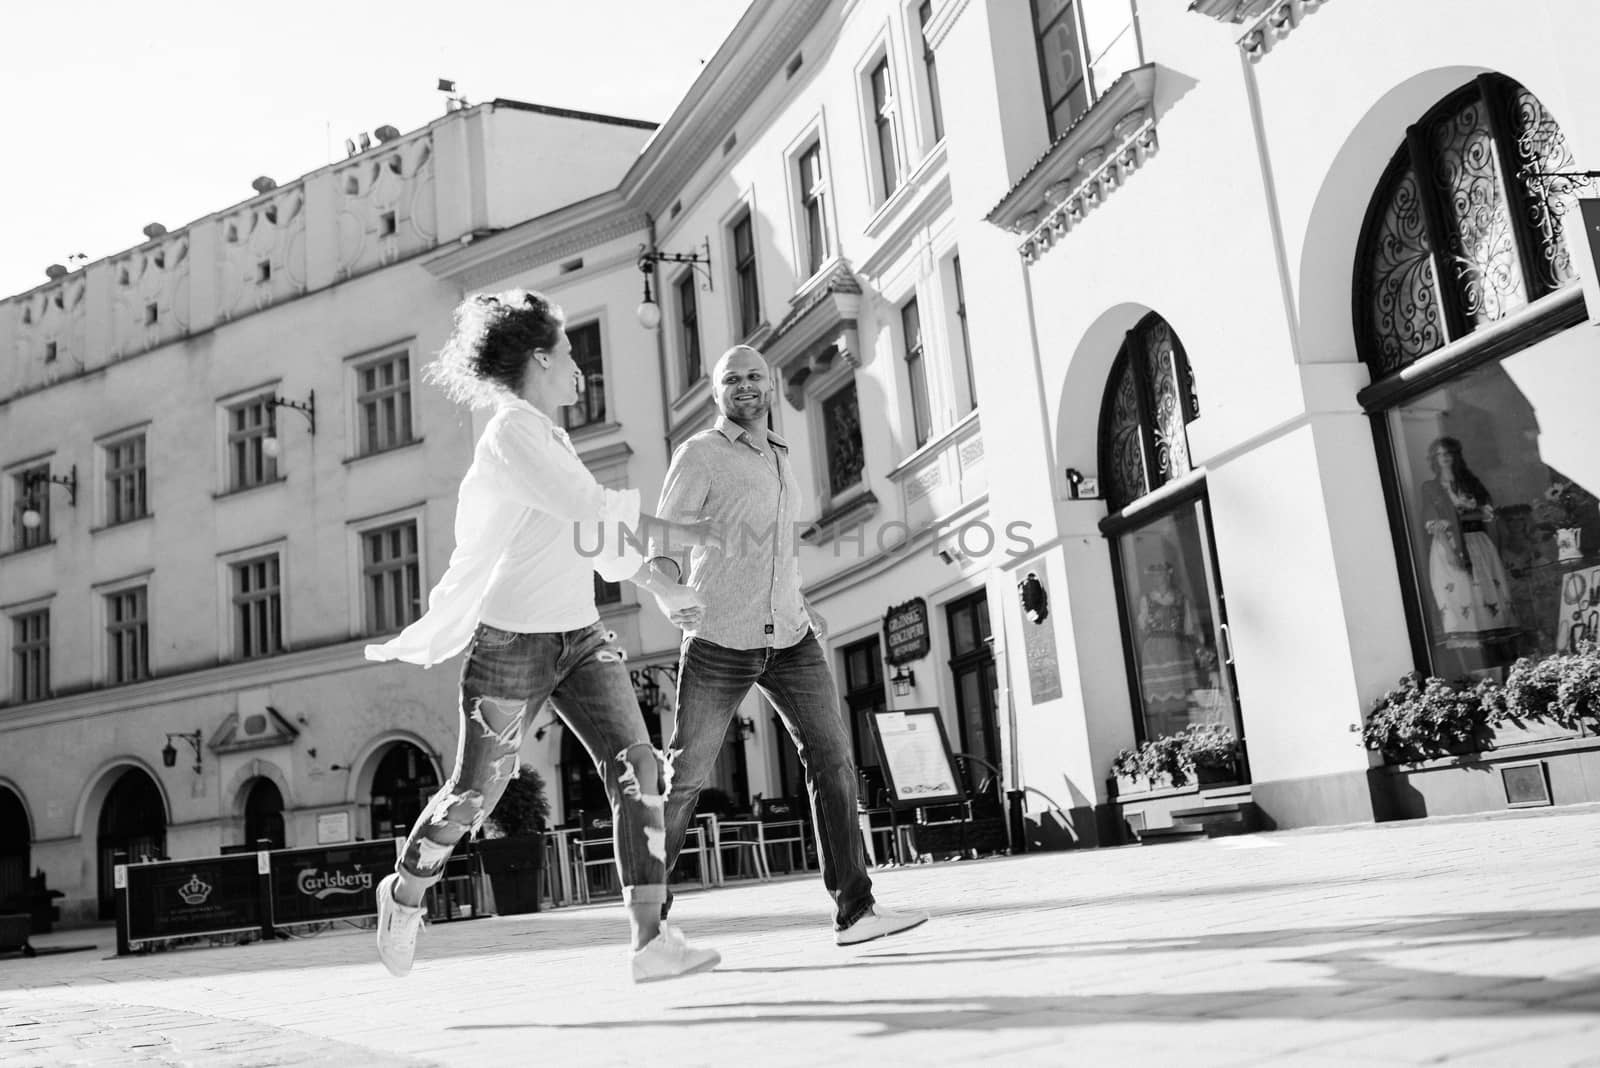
[883,598,931,665]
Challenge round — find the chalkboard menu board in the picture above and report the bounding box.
[123,855,264,944]
[868,708,965,809]
[270,841,399,927]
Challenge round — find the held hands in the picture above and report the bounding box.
[653,582,705,631]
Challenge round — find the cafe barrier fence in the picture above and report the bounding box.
[112,838,487,955]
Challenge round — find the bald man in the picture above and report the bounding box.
[651,346,927,945]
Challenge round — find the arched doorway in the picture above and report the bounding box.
[242,778,286,850]
[96,768,167,920]
[1353,73,1594,684]
[1099,312,1247,758]
[369,742,439,840]
[0,787,30,908]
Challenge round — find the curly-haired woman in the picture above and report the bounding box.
[366,290,722,982]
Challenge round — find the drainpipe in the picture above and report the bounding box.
[644,212,675,464]
[994,586,1027,854]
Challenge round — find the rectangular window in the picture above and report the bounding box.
[732,211,761,339]
[363,521,421,634]
[232,555,283,659]
[13,465,51,549]
[11,609,49,703]
[902,298,932,447]
[676,273,702,388]
[227,396,278,492]
[1384,345,1600,681]
[593,572,622,607]
[952,254,977,411]
[822,381,867,498]
[1032,0,1139,138]
[355,352,415,455]
[562,322,607,431]
[918,1,945,142]
[870,58,900,199]
[105,434,148,525]
[106,587,149,685]
[798,142,830,278]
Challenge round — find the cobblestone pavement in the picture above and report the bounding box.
[5,806,1600,1066]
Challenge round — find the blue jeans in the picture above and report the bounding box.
[664,630,875,928]
[396,621,667,906]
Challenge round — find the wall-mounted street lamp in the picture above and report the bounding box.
[635,240,713,330]
[161,730,204,773]
[20,465,77,530]
[736,714,757,741]
[262,390,316,457]
[890,665,916,697]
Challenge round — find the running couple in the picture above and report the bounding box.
[366,292,924,983]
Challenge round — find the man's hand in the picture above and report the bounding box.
[806,601,828,641]
[653,583,705,631]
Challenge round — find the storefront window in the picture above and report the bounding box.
[1114,501,1237,744]
[1385,340,1600,677]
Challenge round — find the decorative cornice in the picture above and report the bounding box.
[1187,0,1277,23]
[620,0,835,218]
[1236,0,1333,62]
[986,65,1159,236]
[422,194,648,289]
[0,636,375,734]
[923,0,977,50]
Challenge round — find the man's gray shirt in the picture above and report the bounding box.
[656,416,811,650]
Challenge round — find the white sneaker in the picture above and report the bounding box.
[630,923,722,983]
[375,873,424,977]
[835,906,929,946]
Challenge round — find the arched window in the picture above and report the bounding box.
[1355,74,1596,685]
[1099,312,1199,513]
[1355,74,1590,377]
[370,743,438,841]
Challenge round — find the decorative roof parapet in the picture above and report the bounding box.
[1236,0,1332,62]
[985,65,1160,263]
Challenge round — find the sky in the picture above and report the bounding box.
[0,0,751,300]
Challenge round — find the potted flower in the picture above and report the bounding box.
[1360,673,1502,764]
[1502,646,1600,733]
[476,765,550,915]
[1110,724,1241,795]
[1533,480,1595,562]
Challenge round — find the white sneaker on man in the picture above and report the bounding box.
[630,923,722,983]
[375,873,424,977]
[835,906,929,946]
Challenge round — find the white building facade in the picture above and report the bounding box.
[7,0,1600,924]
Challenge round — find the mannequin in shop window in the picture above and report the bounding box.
[1137,561,1202,736]
[1420,436,1519,666]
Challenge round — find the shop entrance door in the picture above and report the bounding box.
[946,590,999,791]
[1110,494,1246,757]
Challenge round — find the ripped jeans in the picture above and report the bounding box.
[397,621,668,907]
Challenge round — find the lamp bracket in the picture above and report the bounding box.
[270,390,317,435]
[164,730,204,772]
[24,464,78,508]
[638,240,714,292]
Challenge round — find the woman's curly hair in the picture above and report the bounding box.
[424,289,565,409]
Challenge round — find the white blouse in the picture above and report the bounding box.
[365,398,642,668]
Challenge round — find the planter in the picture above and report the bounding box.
[475,834,545,915]
[1372,734,1600,820]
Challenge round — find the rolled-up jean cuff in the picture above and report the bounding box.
[624,884,668,907]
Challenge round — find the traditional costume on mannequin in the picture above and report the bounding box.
[1420,437,1518,658]
[1137,562,1200,735]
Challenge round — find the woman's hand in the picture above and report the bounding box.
[652,583,705,630]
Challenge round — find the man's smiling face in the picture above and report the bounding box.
[713,345,773,424]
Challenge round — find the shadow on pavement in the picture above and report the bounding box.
[445,908,1600,1036]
